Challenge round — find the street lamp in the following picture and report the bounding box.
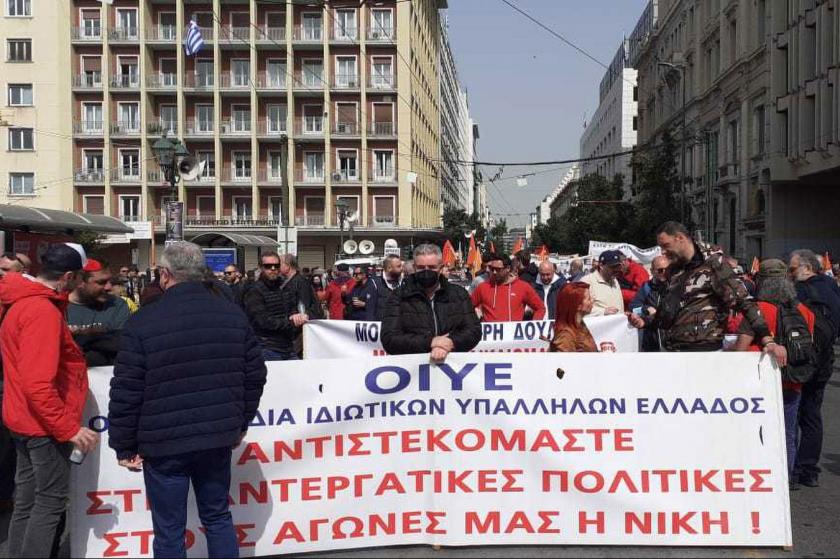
[336,198,349,254]
[152,135,190,243]
[658,60,687,225]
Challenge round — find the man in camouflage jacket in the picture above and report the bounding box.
[652,222,787,363]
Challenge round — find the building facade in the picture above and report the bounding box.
[439,14,473,215]
[1,0,73,210]
[579,40,638,188]
[58,0,446,269]
[536,164,580,224]
[635,0,840,261]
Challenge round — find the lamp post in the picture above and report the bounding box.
[336,198,349,255]
[658,60,687,224]
[152,135,190,244]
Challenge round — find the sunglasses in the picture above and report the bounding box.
[262,263,281,270]
[488,266,506,272]
[224,271,236,275]
[653,268,668,273]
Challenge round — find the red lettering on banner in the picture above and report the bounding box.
[504,511,536,534]
[327,476,350,499]
[371,431,398,453]
[562,430,584,452]
[239,481,269,505]
[273,440,303,461]
[369,514,397,536]
[347,433,370,456]
[402,511,423,534]
[102,532,128,557]
[578,511,605,534]
[86,491,112,515]
[237,442,269,465]
[502,470,524,492]
[427,429,452,451]
[490,429,525,451]
[401,430,422,452]
[694,470,720,492]
[615,429,634,450]
[465,511,500,534]
[724,470,745,492]
[301,477,321,500]
[236,524,256,548]
[623,511,731,535]
[750,470,772,492]
[306,436,331,458]
[538,511,561,534]
[134,530,154,555]
[376,473,406,496]
[309,518,329,542]
[274,521,306,544]
[426,511,446,534]
[465,511,560,535]
[531,431,560,451]
[113,489,143,513]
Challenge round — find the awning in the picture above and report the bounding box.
[190,232,279,247]
[0,204,134,234]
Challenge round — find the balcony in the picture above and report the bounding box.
[185,118,215,136]
[71,26,102,42]
[331,170,360,184]
[257,121,288,137]
[371,169,396,184]
[371,215,396,227]
[332,73,360,90]
[332,121,359,137]
[222,165,253,183]
[293,72,325,91]
[72,74,103,90]
[295,213,325,226]
[368,74,396,90]
[110,121,141,136]
[256,72,287,89]
[330,26,359,42]
[366,26,394,42]
[74,169,105,184]
[219,26,250,44]
[295,169,325,184]
[110,74,140,89]
[220,119,251,136]
[197,27,214,42]
[146,73,177,90]
[368,122,395,137]
[258,169,284,184]
[112,169,142,184]
[256,25,286,43]
[184,73,214,90]
[294,25,323,43]
[108,27,139,42]
[73,120,104,136]
[294,116,325,137]
[146,120,178,136]
[146,26,177,43]
[219,73,252,90]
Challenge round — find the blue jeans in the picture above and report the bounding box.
[795,378,828,482]
[782,388,802,481]
[262,349,299,361]
[143,447,238,559]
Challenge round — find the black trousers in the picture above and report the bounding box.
[795,378,829,480]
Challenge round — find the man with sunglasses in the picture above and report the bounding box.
[471,253,545,322]
[243,253,301,361]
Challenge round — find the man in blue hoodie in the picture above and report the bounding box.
[788,249,840,488]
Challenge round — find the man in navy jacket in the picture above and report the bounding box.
[108,242,267,558]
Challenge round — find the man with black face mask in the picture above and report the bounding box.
[370,255,404,320]
[381,244,482,362]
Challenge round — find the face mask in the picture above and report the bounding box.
[388,272,401,282]
[414,269,439,289]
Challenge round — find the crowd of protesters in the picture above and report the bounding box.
[0,218,838,557]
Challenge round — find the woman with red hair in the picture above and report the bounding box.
[550,282,597,352]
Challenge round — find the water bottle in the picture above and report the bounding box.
[298,301,306,316]
[69,447,86,465]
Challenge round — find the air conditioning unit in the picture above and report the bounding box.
[332,171,343,182]
[371,31,381,39]
[336,123,349,134]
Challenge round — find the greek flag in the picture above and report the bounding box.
[184,20,204,56]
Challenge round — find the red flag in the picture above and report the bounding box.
[512,237,524,254]
[824,252,833,276]
[536,245,549,261]
[466,236,482,276]
[442,240,456,267]
[749,256,760,276]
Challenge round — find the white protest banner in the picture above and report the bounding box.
[72,353,791,557]
[588,241,662,265]
[584,314,641,353]
[303,316,638,359]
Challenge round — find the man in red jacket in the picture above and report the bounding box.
[617,254,651,309]
[471,253,546,322]
[320,263,354,319]
[0,243,99,558]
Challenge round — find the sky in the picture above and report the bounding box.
[445,0,649,228]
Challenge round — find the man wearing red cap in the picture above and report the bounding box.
[67,259,131,366]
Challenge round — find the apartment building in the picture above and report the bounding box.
[65,0,447,269]
[579,40,638,189]
[1,0,73,210]
[634,0,840,261]
[439,15,474,214]
[536,165,580,224]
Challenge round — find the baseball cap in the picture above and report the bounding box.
[599,250,623,267]
[336,263,350,272]
[758,258,787,279]
[83,258,104,273]
[40,243,87,275]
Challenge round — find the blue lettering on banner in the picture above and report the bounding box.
[636,397,766,415]
[250,408,296,427]
[303,399,446,424]
[365,363,515,394]
[481,323,504,341]
[355,322,380,343]
[454,398,627,416]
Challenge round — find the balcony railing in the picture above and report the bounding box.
[295,213,325,226]
[146,73,177,89]
[295,169,325,183]
[332,170,360,183]
[257,121,287,136]
[372,169,396,183]
[256,25,286,42]
[256,72,287,89]
[110,121,141,135]
[294,25,323,42]
[73,121,104,135]
[369,74,396,89]
[72,26,102,41]
[108,27,139,41]
[332,73,360,89]
[112,169,142,183]
[146,26,177,41]
[74,169,105,183]
[332,121,359,136]
[219,26,250,42]
[185,118,215,135]
[146,121,178,135]
[258,169,284,183]
[371,215,396,227]
[72,74,103,89]
[295,116,325,136]
[295,71,325,89]
[197,27,214,41]
[366,26,394,41]
[110,74,140,88]
[368,122,395,137]
[220,119,251,135]
[223,165,253,182]
[184,73,214,89]
[331,26,359,41]
[219,73,251,89]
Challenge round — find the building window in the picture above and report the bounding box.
[8,128,33,150]
[197,151,215,179]
[302,13,322,41]
[267,104,286,133]
[6,39,31,62]
[83,196,104,215]
[7,84,32,106]
[752,105,765,156]
[119,195,141,221]
[120,150,140,179]
[81,9,101,38]
[196,104,214,132]
[267,151,284,180]
[232,59,250,87]
[334,9,357,39]
[336,150,358,180]
[8,172,34,195]
[233,152,251,180]
[632,116,638,131]
[632,86,638,102]
[373,150,394,181]
[232,105,251,133]
[373,196,395,225]
[232,197,252,220]
[370,9,393,38]
[6,0,30,17]
[304,152,324,181]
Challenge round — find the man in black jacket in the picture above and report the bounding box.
[381,244,482,361]
[370,254,404,320]
[109,241,266,559]
[279,253,323,320]
[243,252,303,361]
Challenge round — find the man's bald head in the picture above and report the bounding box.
[538,260,556,284]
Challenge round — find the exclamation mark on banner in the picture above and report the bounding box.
[751,511,761,534]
